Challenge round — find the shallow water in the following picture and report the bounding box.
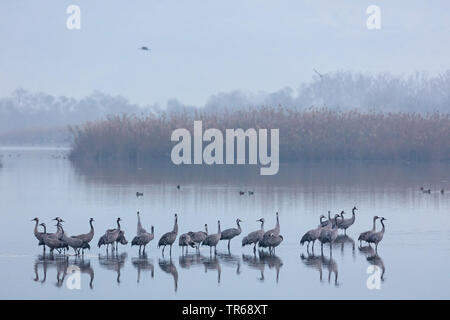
[0,147,449,299]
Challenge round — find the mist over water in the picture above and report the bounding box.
[0,147,449,299]
[2,71,450,144]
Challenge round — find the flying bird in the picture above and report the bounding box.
[138,46,151,51]
[313,68,324,78]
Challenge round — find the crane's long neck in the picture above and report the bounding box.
[333,217,338,230]
[173,217,178,234]
[237,220,241,231]
[117,220,121,230]
[371,217,377,232]
[217,222,221,235]
[380,220,385,234]
[89,220,94,231]
[60,226,66,238]
[275,214,280,232]
[42,225,47,233]
[205,225,208,234]
[34,220,39,235]
[260,221,264,230]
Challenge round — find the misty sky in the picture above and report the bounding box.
[1,0,449,106]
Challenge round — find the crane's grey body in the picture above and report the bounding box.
[242,218,265,253]
[188,224,208,251]
[358,216,379,245]
[158,214,178,256]
[220,218,242,251]
[132,226,154,254]
[202,220,221,255]
[115,230,128,249]
[259,233,283,254]
[98,218,122,252]
[318,215,340,254]
[300,216,324,252]
[40,223,68,255]
[367,217,387,252]
[60,225,90,256]
[178,233,195,254]
[337,207,357,234]
[71,218,95,255]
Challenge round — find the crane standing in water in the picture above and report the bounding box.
[367,217,387,253]
[202,220,221,255]
[220,218,242,251]
[158,214,178,256]
[242,218,265,253]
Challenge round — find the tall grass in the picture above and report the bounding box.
[69,107,450,163]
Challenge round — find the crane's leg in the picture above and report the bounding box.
[253,243,256,254]
[162,246,166,257]
[228,240,231,252]
[170,244,172,256]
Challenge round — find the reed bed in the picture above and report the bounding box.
[69,107,450,163]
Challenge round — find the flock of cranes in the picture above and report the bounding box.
[32,208,386,257]
[300,207,387,254]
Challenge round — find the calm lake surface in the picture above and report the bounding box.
[0,146,449,299]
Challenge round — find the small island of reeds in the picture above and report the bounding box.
[68,107,450,165]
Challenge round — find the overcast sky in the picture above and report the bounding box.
[1,0,449,106]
